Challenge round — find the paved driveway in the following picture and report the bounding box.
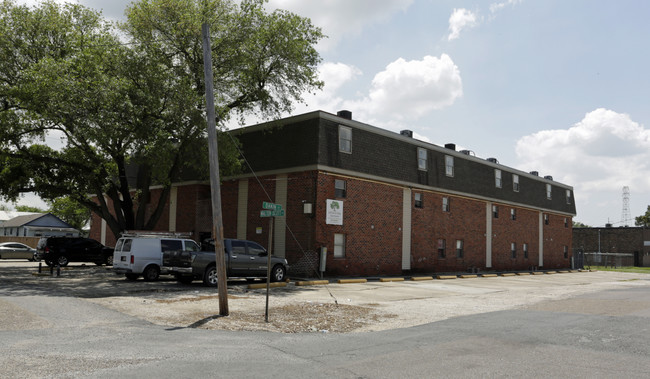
[1,261,650,378]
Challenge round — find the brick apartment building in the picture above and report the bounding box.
[90,110,577,276]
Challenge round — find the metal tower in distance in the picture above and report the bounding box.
[621,186,631,226]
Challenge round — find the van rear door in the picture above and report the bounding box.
[112,238,132,271]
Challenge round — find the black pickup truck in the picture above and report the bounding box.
[162,238,289,286]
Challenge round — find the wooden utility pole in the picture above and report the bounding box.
[202,22,228,316]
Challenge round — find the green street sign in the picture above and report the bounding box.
[262,202,283,211]
[260,209,284,217]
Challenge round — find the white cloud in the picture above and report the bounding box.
[448,8,479,41]
[267,0,413,51]
[347,54,463,124]
[515,108,650,225]
[490,0,523,14]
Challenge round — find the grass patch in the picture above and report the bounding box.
[587,266,650,274]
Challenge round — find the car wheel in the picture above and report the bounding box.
[202,265,218,287]
[125,273,139,281]
[176,274,194,284]
[142,265,160,282]
[104,255,113,266]
[271,265,286,282]
[56,256,69,267]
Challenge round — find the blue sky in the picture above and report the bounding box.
[10,0,650,227]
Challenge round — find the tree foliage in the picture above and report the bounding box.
[572,221,590,228]
[635,205,650,227]
[15,205,45,213]
[47,196,90,231]
[0,0,323,238]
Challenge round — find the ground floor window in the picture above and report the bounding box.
[563,245,568,258]
[523,243,529,258]
[334,233,346,258]
[437,239,446,258]
[456,240,464,258]
[511,242,517,258]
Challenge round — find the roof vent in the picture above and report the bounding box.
[487,157,499,164]
[444,143,456,151]
[337,110,352,120]
[400,130,413,138]
[544,175,553,181]
[530,171,539,176]
[459,150,475,156]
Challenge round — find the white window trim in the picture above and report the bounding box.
[338,125,352,154]
[495,169,502,188]
[445,155,454,177]
[334,233,346,258]
[513,174,519,192]
[417,147,427,171]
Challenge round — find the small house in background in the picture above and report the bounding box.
[0,213,79,237]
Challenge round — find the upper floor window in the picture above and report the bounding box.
[523,243,529,259]
[339,126,352,153]
[513,174,520,192]
[492,205,499,218]
[563,245,568,258]
[544,214,549,225]
[335,179,346,198]
[495,169,502,188]
[417,148,427,171]
[414,193,423,208]
[445,155,454,177]
[442,197,450,212]
[564,217,568,228]
[566,189,572,204]
[510,208,516,220]
[546,184,552,200]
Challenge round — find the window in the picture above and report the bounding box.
[414,193,423,208]
[417,148,427,171]
[546,184,552,199]
[247,241,267,256]
[161,239,182,252]
[511,208,516,220]
[335,179,346,198]
[495,169,502,188]
[492,205,499,218]
[566,189,571,204]
[456,240,464,258]
[334,234,346,258]
[564,218,568,228]
[442,197,450,212]
[184,240,201,252]
[445,155,454,177]
[523,243,529,259]
[513,174,520,192]
[563,245,568,259]
[544,214,549,225]
[511,242,517,258]
[339,125,352,153]
[437,239,446,258]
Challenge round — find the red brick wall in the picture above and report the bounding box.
[491,205,540,271]
[541,213,572,268]
[314,174,404,276]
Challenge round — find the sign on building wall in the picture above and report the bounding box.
[326,199,343,225]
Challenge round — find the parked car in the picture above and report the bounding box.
[112,233,201,281]
[163,238,289,286]
[36,237,114,267]
[0,242,37,261]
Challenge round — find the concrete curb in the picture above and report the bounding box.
[337,278,367,284]
[411,276,434,281]
[532,272,545,275]
[247,282,287,289]
[295,280,329,286]
[459,274,477,279]
[545,271,557,274]
[516,272,531,275]
[437,275,457,280]
[481,274,498,278]
[500,273,516,277]
[379,277,405,282]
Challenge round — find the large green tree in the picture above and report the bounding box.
[0,0,323,238]
[635,205,650,227]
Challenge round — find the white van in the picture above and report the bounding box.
[112,232,201,281]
